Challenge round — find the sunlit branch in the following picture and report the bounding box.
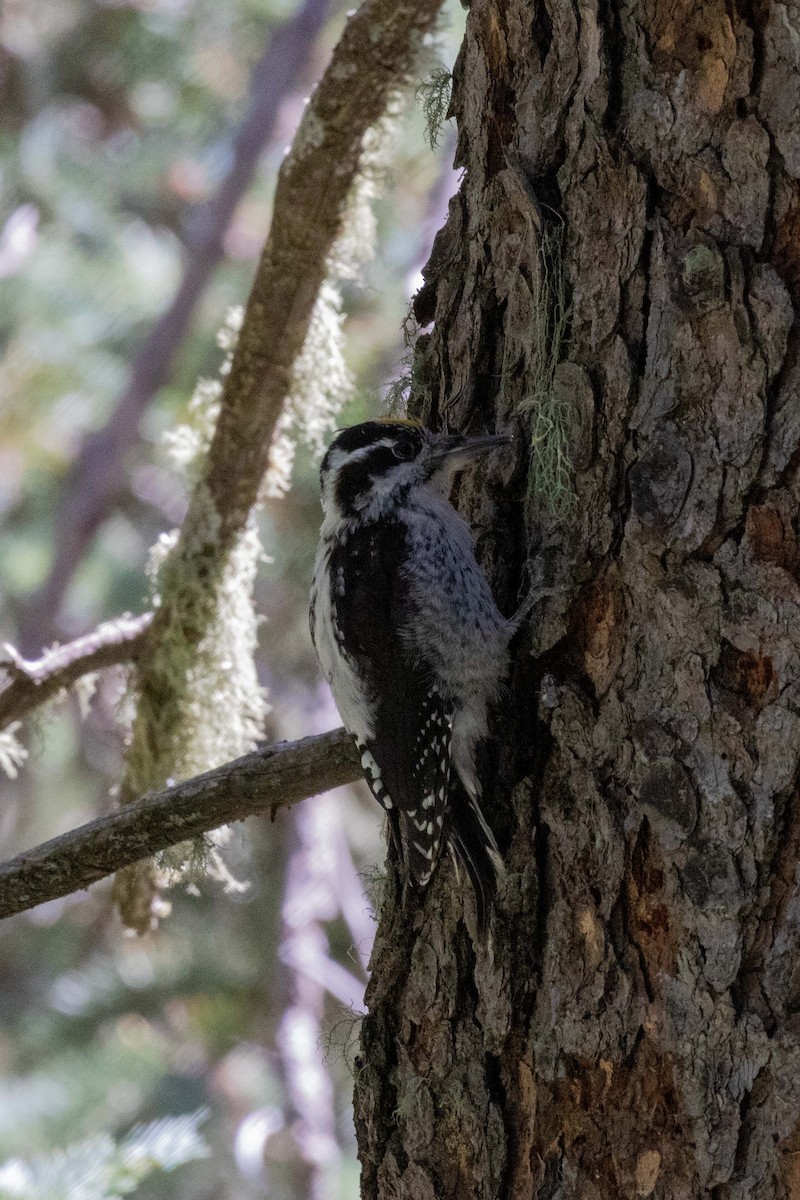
[203,0,447,538]
[0,613,153,731]
[0,728,361,921]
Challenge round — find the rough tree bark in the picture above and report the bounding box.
[354,3,800,1198]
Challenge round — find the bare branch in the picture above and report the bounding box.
[17,0,336,656]
[0,728,361,921]
[0,613,153,731]
[204,0,446,539]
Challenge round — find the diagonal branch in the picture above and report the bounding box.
[203,0,446,539]
[0,728,362,921]
[0,613,153,731]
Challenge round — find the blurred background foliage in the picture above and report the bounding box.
[0,0,462,1194]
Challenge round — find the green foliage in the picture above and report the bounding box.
[515,223,574,519]
[416,66,453,150]
[0,1018,181,1159]
[0,1112,208,1200]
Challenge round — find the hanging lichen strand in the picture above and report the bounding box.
[116,312,270,928]
[515,223,574,520]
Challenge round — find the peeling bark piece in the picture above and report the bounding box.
[629,433,693,528]
[681,842,741,909]
[759,4,800,178]
[635,1148,662,1197]
[579,573,625,696]
[639,758,699,845]
[632,720,678,763]
[747,263,794,382]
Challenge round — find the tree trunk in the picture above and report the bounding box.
[354,2,800,1197]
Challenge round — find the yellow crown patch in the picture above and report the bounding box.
[374,416,422,428]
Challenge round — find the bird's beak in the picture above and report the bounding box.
[430,432,512,470]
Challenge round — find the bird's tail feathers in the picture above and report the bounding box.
[449,792,505,938]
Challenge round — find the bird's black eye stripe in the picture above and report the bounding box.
[335,446,399,512]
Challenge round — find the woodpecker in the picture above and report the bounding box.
[310,419,513,932]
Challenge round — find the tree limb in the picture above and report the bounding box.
[0,613,153,731]
[0,727,361,921]
[203,0,446,539]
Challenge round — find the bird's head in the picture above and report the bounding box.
[319,419,511,520]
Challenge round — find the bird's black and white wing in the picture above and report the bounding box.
[324,521,452,886]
